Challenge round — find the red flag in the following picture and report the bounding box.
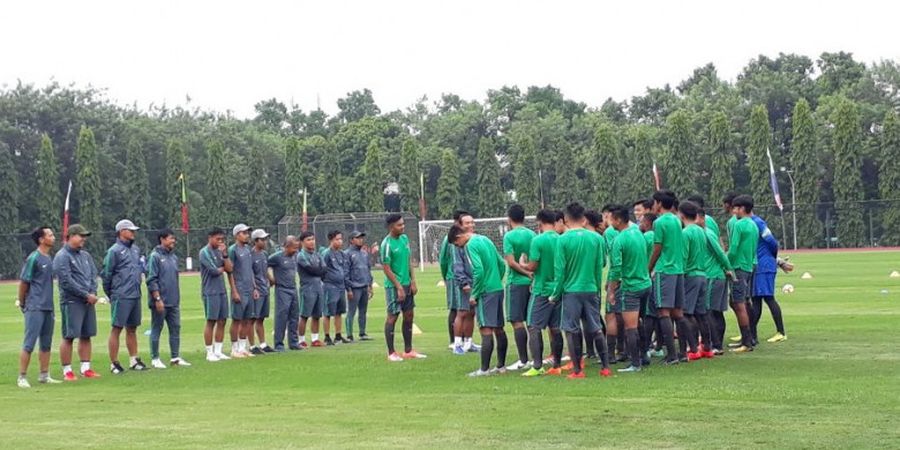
[62,180,72,242]
[652,163,661,190]
[179,174,190,234]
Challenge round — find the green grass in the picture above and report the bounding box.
[1,250,899,449]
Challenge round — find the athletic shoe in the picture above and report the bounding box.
[250,347,265,355]
[767,333,787,343]
[359,334,372,341]
[151,359,167,369]
[641,356,652,367]
[729,335,742,343]
[289,346,303,351]
[505,360,528,371]
[751,338,759,347]
[206,353,220,362]
[274,347,286,353]
[230,351,247,359]
[545,367,563,376]
[216,352,231,360]
[39,376,62,384]
[731,345,753,353]
[347,335,355,343]
[326,337,336,346]
[618,365,642,373]
[664,359,680,366]
[566,371,585,379]
[110,362,126,374]
[402,350,427,359]
[300,341,309,349]
[615,354,629,364]
[241,350,255,358]
[262,345,276,353]
[131,358,148,371]
[701,351,715,359]
[17,378,31,388]
[170,357,192,366]
[468,369,491,377]
[651,349,665,358]
[488,367,507,375]
[311,340,324,348]
[63,371,78,382]
[687,352,703,361]
[599,368,612,377]
[561,355,572,362]
[452,345,466,355]
[679,355,689,363]
[469,342,481,351]
[448,342,455,350]
[337,336,351,344]
[712,348,724,355]
[543,356,554,365]
[727,342,743,349]
[387,352,404,362]
[561,361,573,371]
[82,369,101,378]
[522,367,546,377]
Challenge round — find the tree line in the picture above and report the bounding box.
[2,51,900,277]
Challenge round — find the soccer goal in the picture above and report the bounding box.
[417,216,537,271]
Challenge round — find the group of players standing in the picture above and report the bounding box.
[440,190,790,378]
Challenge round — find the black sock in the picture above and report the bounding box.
[385,322,395,354]
[495,330,508,368]
[550,330,563,368]
[677,317,698,353]
[626,328,640,368]
[696,314,711,351]
[616,315,626,354]
[401,320,413,353]
[765,296,786,334]
[480,333,494,372]
[659,318,677,361]
[514,327,529,364]
[448,310,457,343]
[641,317,656,354]
[711,311,725,349]
[584,327,596,357]
[740,325,752,347]
[594,331,610,369]
[750,297,762,342]
[528,327,543,369]
[566,331,584,373]
[606,333,617,363]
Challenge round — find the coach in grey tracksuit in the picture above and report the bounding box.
[345,231,373,340]
[146,233,181,362]
[269,240,300,351]
[298,247,326,319]
[54,224,99,376]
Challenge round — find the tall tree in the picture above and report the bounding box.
[623,124,655,203]
[707,111,736,203]
[0,142,21,277]
[74,125,102,257]
[747,105,773,205]
[475,137,504,216]
[36,134,61,227]
[435,149,461,219]
[591,122,619,206]
[311,135,342,213]
[361,139,385,212]
[284,137,304,216]
[511,133,539,211]
[398,138,420,213]
[204,141,229,227]
[165,139,187,230]
[246,144,269,225]
[661,109,696,197]
[879,110,900,245]
[790,98,822,247]
[830,97,866,247]
[124,136,150,228]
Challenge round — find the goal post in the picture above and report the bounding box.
[418,216,537,272]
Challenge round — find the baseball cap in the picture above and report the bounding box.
[232,224,251,236]
[349,231,366,239]
[115,219,140,232]
[251,229,270,240]
[67,224,91,237]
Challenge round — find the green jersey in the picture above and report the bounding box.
[727,217,758,272]
[726,215,738,240]
[643,230,655,258]
[438,236,454,280]
[380,234,411,286]
[552,228,605,298]
[705,215,720,239]
[608,226,652,292]
[528,230,559,297]
[652,212,685,275]
[503,226,537,286]
[703,227,732,280]
[603,227,619,253]
[466,234,506,299]
[682,223,707,277]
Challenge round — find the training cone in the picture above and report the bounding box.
[801,272,813,279]
[436,280,446,287]
[890,271,900,278]
[412,324,423,335]
[372,282,380,288]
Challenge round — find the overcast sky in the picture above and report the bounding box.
[2,0,897,118]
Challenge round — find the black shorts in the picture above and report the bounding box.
[475,290,504,328]
[506,284,530,323]
[605,287,626,315]
[61,301,97,339]
[111,297,141,328]
[561,292,601,334]
[622,288,650,313]
[683,276,707,315]
[324,284,347,317]
[385,286,415,316]
[706,279,728,312]
[527,294,561,330]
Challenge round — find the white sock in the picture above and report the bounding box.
[206,345,214,355]
[129,356,138,367]
[299,336,306,343]
[214,342,223,354]
[241,338,249,351]
[260,342,269,349]
[80,361,90,373]
[312,333,319,341]
[63,364,72,374]
[230,341,238,353]
[454,336,463,346]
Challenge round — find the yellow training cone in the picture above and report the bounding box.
[412,324,423,335]
[436,280,446,287]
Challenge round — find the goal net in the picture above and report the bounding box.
[417,216,537,271]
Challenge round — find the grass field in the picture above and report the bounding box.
[1,250,899,449]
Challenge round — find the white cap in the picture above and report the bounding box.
[251,229,270,240]
[232,224,251,236]
[115,219,140,232]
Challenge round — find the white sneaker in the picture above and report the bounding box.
[216,352,231,360]
[387,353,404,362]
[505,360,528,371]
[170,357,192,367]
[39,376,62,384]
[561,355,571,362]
[230,350,246,359]
[488,367,508,375]
[151,359,167,369]
[448,343,455,350]
[17,378,31,388]
[206,353,221,362]
[241,350,254,358]
[468,369,491,377]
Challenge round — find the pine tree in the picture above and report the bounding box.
[205,141,229,227]
[790,98,822,247]
[747,105,773,207]
[511,133,539,212]
[284,137,304,216]
[124,136,150,228]
[661,110,696,197]
[36,134,60,227]
[399,138,421,214]
[475,137,504,216]
[624,124,655,202]
[830,97,866,247]
[74,126,103,258]
[165,139,187,230]
[591,122,619,206]
[311,135,342,213]
[0,142,21,277]
[879,110,900,245]
[246,144,269,225]
[436,149,461,219]
[707,111,736,204]
[362,139,385,212]
[551,142,581,207]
